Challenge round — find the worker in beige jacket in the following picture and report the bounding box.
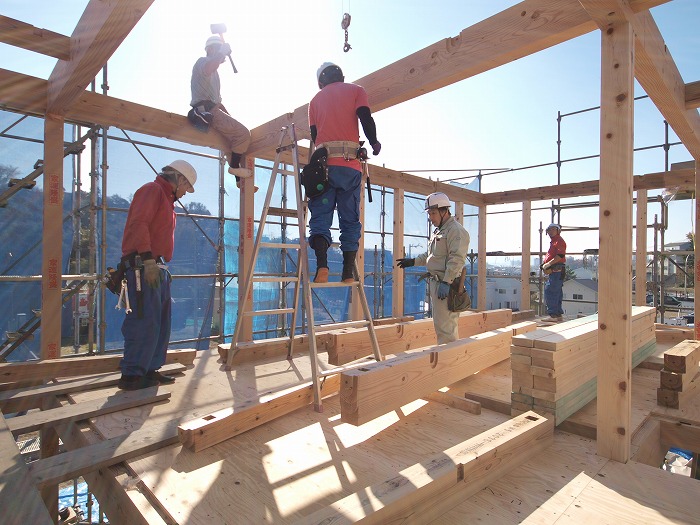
[397,192,470,344]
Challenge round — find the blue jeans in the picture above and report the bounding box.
[120,266,172,376]
[544,270,564,316]
[308,165,362,251]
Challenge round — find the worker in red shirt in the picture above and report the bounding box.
[118,160,197,390]
[307,62,381,283]
[541,223,567,322]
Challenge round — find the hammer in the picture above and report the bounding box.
[210,23,238,73]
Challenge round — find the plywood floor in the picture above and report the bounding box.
[69,342,700,524]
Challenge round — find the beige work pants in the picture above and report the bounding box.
[211,106,251,156]
[429,279,459,344]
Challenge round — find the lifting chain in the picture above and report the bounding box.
[341,12,352,52]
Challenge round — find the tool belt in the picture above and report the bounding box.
[317,141,360,161]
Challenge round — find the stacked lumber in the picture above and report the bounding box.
[657,340,700,409]
[328,308,512,365]
[510,307,656,424]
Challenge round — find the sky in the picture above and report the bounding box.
[1,0,699,259]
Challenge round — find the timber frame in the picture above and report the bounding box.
[1,0,700,522]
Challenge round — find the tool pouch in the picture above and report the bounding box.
[301,147,329,198]
[102,262,126,295]
[447,267,471,312]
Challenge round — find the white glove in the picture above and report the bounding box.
[220,43,232,56]
[143,259,161,288]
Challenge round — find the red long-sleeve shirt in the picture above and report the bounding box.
[121,176,176,262]
[543,235,566,266]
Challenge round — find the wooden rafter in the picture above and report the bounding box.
[686,80,700,110]
[0,15,70,61]
[46,0,154,114]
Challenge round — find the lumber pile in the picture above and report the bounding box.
[328,308,512,365]
[510,307,656,424]
[657,340,700,409]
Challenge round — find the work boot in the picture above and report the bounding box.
[342,250,358,283]
[146,369,176,384]
[310,236,329,283]
[118,374,159,391]
[543,315,563,323]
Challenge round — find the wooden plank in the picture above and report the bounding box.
[635,190,648,306]
[478,207,486,309]
[655,325,694,344]
[28,419,180,489]
[6,387,171,436]
[297,412,553,525]
[464,392,512,415]
[657,370,700,409]
[0,363,185,413]
[659,367,700,392]
[423,388,481,415]
[663,339,700,373]
[218,332,333,365]
[341,330,511,426]
[630,417,662,466]
[558,419,597,440]
[687,80,700,110]
[0,15,70,60]
[0,349,195,384]
[179,374,341,452]
[0,413,53,525]
[46,0,154,113]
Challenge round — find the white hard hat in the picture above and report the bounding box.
[424,192,451,210]
[317,62,338,82]
[205,35,223,50]
[166,160,197,193]
[546,223,560,232]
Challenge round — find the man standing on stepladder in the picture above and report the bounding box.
[541,223,567,322]
[307,62,381,283]
[396,193,470,344]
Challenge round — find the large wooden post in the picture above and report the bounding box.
[238,157,255,341]
[593,9,635,462]
[695,161,700,339]
[521,201,532,311]
[478,206,487,310]
[392,188,405,318]
[635,190,648,306]
[41,115,64,361]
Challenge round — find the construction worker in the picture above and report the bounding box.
[117,160,197,390]
[308,62,381,283]
[396,192,470,344]
[541,223,567,322]
[190,35,251,187]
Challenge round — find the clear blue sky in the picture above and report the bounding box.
[2,1,699,257]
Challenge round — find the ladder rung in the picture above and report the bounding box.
[268,207,299,218]
[314,320,370,332]
[278,168,296,176]
[260,242,301,250]
[310,281,357,289]
[244,308,295,317]
[252,276,299,283]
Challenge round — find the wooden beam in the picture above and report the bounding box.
[423,388,481,414]
[178,374,341,452]
[340,329,511,426]
[686,80,700,110]
[0,15,70,60]
[0,413,52,525]
[392,188,405,317]
[297,412,553,525]
[46,0,154,113]
[481,168,694,205]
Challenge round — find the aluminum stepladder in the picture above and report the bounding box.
[225,123,383,412]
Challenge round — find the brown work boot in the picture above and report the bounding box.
[314,267,329,283]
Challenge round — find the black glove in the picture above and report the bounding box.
[396,258,415,268]
[371,142,381,156]
[437,281,450,300]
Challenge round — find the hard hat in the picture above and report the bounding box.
[205,35,223,50]
[546,223,561,232]
[165,160,197,193]
[316,62,344,87]
[317,62,338,82]
[424,192,451,210]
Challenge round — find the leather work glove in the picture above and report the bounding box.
[219,43,232,56]
[396,258,415,268]
[371,142,381,156]
[437,281,450,300]
[143,259,162,288]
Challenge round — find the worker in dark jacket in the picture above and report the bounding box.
[118,160,196,390]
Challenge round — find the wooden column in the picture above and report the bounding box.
[455,201,464,225]
[40,115,64,360]
[695,161,700,339]
[238,157,255,341]
[635,190,648,306]
[594,12,635,462]
[478,206,487,310]
[521,201,532,311]
[392,188,405,318]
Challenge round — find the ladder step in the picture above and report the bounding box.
[244,308,295,317]
[314,320,370,332]
[278,168,297,176]
[260,242,301,250]
[310,281,358,289]
[268,207,299,218]
[252,276,299,283]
